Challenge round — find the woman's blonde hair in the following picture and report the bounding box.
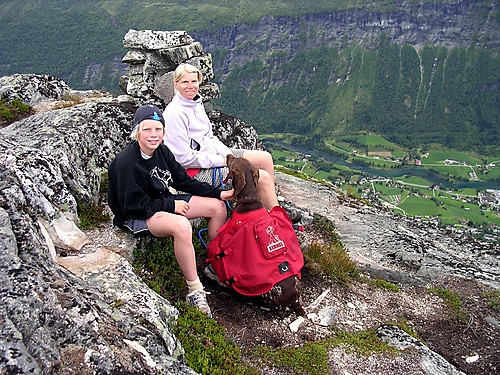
[174,63,203,84]
[130,120,165,141]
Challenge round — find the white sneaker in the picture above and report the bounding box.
[186,290,212,317]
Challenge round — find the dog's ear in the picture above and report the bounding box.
[252,166,259,189]
[226,154,235,168]
[232,167,246,196]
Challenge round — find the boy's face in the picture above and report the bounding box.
[137,119,164,156]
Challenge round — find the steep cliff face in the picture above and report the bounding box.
[193,0,499,78]
[190,1,499,151]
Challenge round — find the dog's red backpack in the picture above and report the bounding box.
[206,206,304,296]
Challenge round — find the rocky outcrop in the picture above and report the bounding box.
[0,99,197,374]
[0,74,70,106]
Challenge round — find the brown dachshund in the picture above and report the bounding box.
[225,154,264,213]
[224,154,306,316]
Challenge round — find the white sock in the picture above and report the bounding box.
[186,277,203,293]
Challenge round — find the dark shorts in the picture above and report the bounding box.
[193,149,245,188]
[121,195,192,237]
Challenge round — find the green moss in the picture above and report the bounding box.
[253,326,398,375]
[173,302,258,375]
[481,290,500,311]
[369,279,400,293]
[0,98,32,124]
[330,327,399,357]
[387,318,421,341]
[133,237,187,302]
[76,201,110,230]
[252,341,330,375]
[0,107,13,122]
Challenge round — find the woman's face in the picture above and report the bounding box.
[137,119,164,156]
[175,71,200,100]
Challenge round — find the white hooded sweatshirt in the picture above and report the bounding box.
[163,91,232,169]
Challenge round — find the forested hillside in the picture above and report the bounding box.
[0,0,364,90]
[216,38,499,154]
[0,0,498,154]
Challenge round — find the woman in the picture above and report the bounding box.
[108,105,233,317]
[162,63,279,211]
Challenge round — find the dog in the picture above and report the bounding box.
[224,154,263,213]
[214,154,306,316]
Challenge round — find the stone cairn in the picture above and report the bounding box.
[119,29,220,109]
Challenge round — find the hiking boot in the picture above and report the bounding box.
[204,264,227,288]
[186,290,212,317]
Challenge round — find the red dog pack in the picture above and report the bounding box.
[206,206,304,296]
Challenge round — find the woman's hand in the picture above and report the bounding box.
[174,200,190,216]
[220,189,235,201]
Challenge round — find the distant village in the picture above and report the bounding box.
[357,177,500,243]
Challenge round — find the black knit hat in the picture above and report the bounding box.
[133,105,165,129]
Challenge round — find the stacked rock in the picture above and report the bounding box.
[120,29,220,107]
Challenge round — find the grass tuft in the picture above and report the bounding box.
[311,215,342,246]
[304,215,358,284]
[305,241,358,285]
[427,288,468,322]
[53,94,84,109]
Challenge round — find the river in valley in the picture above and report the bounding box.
[264,140,500,190]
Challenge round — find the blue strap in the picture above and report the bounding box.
[198,167,233,250]
[197,228,208,249]
[213,166,233,212]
